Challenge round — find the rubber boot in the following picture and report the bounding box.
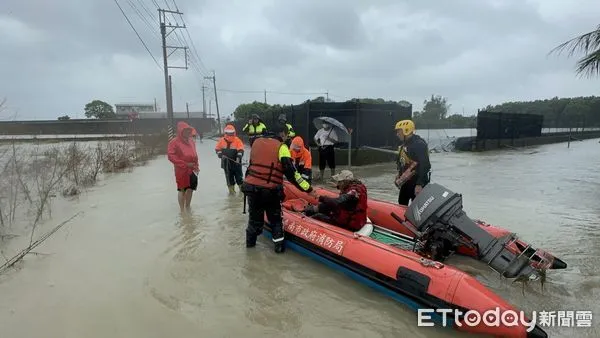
[246,219,263,248]
[274,241,285,253]
[228,185,235,194]
[319,169,325,181]
[246,234,256,248]
[237,184,243,195]
[330,168,335,177]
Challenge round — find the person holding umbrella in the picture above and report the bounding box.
[313,118,341,180]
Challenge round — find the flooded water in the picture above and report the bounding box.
[415,128,600,153]
[0,137,599,338]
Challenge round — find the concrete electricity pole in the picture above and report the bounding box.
[201,85,208,118]
[204,71,222,134]
[159,7,188,140]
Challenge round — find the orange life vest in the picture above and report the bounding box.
[244,137,285,189]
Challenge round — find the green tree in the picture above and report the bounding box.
[549,24,600,78]
[232,101,271,121]
[84,100,115,119]
[57,115,71,120]
[482,96,600,128]
[422,95,450,120]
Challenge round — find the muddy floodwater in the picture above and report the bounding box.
[0,137,599,338]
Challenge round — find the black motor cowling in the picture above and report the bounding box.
[405,183,539,280]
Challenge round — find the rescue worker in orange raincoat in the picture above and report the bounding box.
[304,170,368,232]
[394,120,431,205]
[241,123,315,253]
[290,135,312,184]
[215,124,245,194]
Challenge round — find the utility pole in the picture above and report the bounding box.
[264,89,267,104]
[168,75,173,117]
[159,7,188,140]
[186,102,190,119]
[202,85,207,118]
[204,71,222,134]
[326,91,329,102]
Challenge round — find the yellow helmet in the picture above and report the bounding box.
[394,119,415,136]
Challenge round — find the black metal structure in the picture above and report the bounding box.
[476,111,543,140]
[232,100,412,148]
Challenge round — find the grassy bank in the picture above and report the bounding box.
[0,133,168,253]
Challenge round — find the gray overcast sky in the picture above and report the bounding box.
[1,0,600,120]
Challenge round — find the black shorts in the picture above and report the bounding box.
[178,173,198,192]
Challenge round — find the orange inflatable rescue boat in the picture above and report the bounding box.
[258,182,557,337]
[282,181,566,278]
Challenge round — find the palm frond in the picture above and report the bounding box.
[576,49,600,78]
[548,24,600,57]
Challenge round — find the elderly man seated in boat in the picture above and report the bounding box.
[303,170,368,232]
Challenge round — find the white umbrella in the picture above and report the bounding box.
[313,116,350,143]
[313,116,353,166]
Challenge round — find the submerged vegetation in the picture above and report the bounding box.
[0,133,168,250]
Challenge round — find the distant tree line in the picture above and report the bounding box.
[481,96,600,128]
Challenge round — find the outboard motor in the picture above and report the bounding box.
[405,183,539,280]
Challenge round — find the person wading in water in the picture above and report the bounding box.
[394,120,431,205]
[167,122,200,213]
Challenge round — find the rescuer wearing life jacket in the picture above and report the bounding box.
[215,124,245,194]
[303,170,368,232]
[290,135,313,184]
[242,114,267,146]
[241,123,315,253]
[278,113,296,139]
[394,120,431,205]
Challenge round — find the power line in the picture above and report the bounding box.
[173,0,209,75]
[125,0,160,40]
[215,88,328,96]
[113,0,162,71]
[269,90,329,96]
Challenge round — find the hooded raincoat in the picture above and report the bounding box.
[167,121,199,190]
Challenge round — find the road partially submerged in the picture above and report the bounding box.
[0,138,598,338]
